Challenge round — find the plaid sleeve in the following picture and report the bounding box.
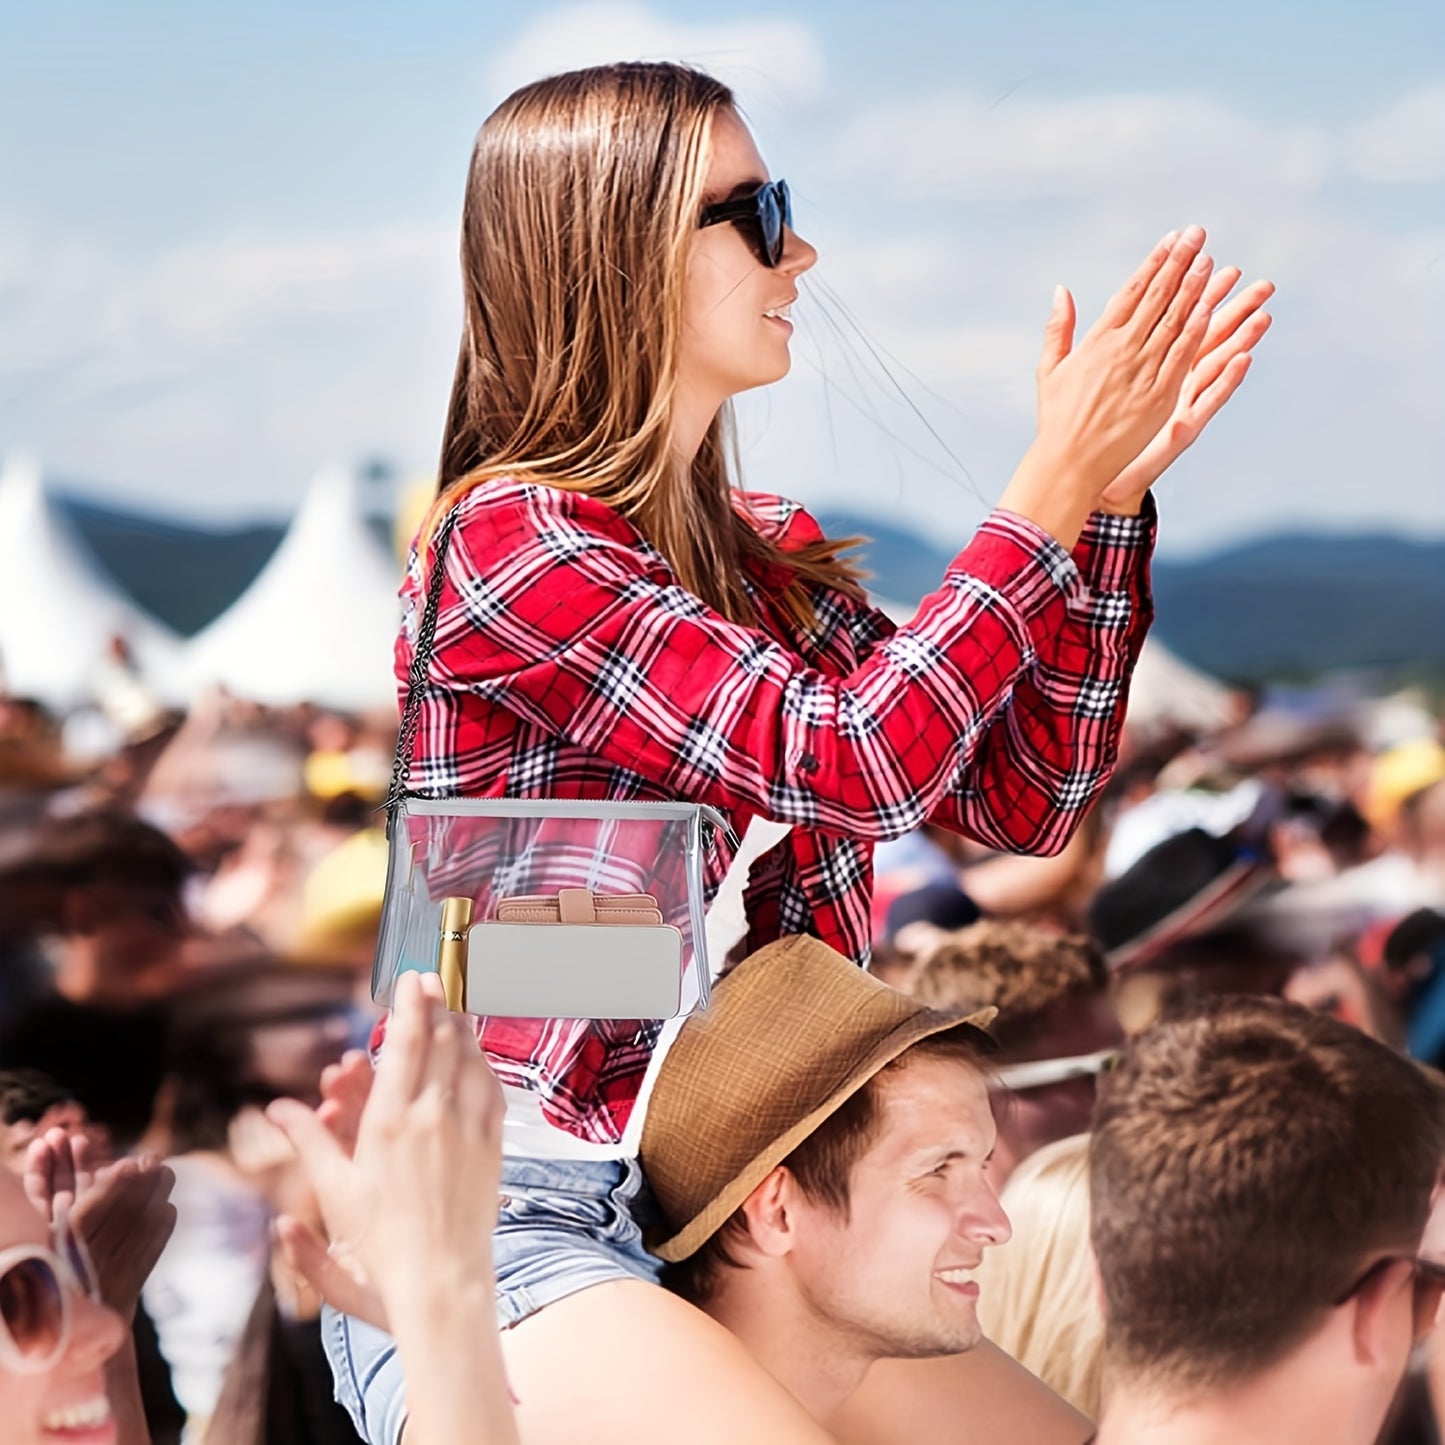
[925,498,1156,853]
[427,486,1095,842]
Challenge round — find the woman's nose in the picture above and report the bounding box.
[778,226,817,278]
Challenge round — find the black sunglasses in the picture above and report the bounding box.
[698,180,793,268]
[1335,1255,1445,1343]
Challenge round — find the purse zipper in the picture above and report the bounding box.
[399,795,739,849]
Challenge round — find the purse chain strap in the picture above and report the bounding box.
[383,506,458,829]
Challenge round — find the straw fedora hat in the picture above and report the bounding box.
[640,934,996,1263]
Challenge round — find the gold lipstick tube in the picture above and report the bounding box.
[437,897,474,1013]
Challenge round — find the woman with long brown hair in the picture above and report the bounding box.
[324,60,1271,1444]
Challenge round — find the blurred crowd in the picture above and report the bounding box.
[0,671,398,1444]
[1,652,1444,1444]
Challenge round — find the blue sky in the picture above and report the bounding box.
[2,0,1442,554]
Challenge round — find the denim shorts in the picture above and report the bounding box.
[322,1156,664,1445]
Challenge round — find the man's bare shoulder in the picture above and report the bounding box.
[830,1340,1094,1445]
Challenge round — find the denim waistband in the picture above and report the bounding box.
[499,1155,633,1195]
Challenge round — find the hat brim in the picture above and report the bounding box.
[1106,859,1270,972]
[645,1007,995,1264]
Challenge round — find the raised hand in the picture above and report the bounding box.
[267,971,505,1331]
[1099,266,1274,512]
[21,1125,92,1223]
[23,1128,176,1321]
[316,1048,375,1156]
[268,1048,381,1321]
[1003,226,1219,547]
[71,1157,177,1322]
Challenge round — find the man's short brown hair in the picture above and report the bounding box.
[1091,996,1445,1392]
[661,1029,985,1303]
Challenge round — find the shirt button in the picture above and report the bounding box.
[797,752,820,774]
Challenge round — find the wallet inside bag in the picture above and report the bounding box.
[437,888,684,1019]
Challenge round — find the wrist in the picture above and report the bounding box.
[104,1336,151,1445]
[388,1276,499,1370]
[999,440,1103,551]
[383,1264,497,1326]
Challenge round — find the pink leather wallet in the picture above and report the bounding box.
[492,888,664,927]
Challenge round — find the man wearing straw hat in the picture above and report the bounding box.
[640,934,1093,1441]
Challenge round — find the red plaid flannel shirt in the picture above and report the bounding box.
[395,479,1155,1142]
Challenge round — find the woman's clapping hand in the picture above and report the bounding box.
[1098,265,1274,514]
[1004,225,1273,546]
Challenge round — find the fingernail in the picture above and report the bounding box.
[1190,253,1213,275]
[1162,229,1180,247]
[1182,224,1205,246]
[1053,284,1065,307]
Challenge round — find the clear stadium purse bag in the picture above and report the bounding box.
[372,510,725,1021]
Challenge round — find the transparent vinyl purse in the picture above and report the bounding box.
[373,509,728,1021]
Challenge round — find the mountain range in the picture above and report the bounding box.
[53,493,1445,685]
[816,510,1445,684]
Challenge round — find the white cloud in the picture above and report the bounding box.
[483,2,826,111]
[833,89,1332,204]
[1344,83,1445,183]
[0,217,459,516]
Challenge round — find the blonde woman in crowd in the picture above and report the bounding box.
[977,1132,1105,1420]
[0,1164,132,1445]
[3,1130,177,1445]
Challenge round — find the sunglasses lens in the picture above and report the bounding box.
[0,1257,66,1365]
[760,192,780,265]
[763,183,792,265]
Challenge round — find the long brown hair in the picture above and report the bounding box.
[428,61,865,629]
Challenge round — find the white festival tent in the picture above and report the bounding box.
[185,465,403,711]
[0,454,187,709]
[1124,635,1237,737]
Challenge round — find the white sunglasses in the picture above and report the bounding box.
[0,1207,102,1375]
